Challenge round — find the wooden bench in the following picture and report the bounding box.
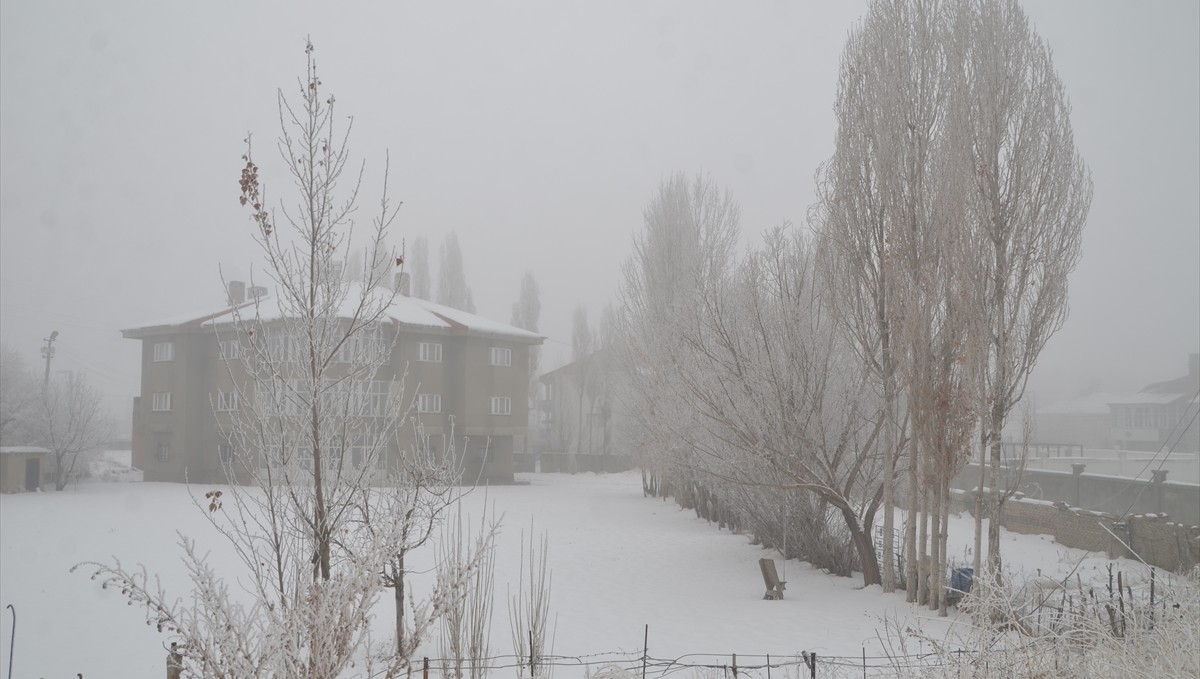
[759,558,787,600]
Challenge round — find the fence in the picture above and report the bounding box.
[203,648,1036,679]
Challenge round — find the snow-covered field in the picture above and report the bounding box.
[0,472,1148,677]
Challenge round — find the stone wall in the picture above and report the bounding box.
[951,489,1200,573]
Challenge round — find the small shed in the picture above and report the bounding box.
[0,446,52,493]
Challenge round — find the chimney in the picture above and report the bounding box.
[394,272,411,296]
[1190,353,1199,379]
[227,280,246,306]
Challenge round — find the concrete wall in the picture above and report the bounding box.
[950,489,1199,573]
[952,462,1200,526]
[0,452,52,492]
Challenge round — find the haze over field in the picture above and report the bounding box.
[1,1,1197,425]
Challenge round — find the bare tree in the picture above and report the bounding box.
[29,370,111,490]
[438,501,500,679]
[674,226,888,586]
[75,41,484,678]
[617,172,739,502]
[437,231,475,312]
[571,306,592,455]
[509,527,553,679]
[410,236,431,300]
[951,0,1091,579]
[511,271,541,398]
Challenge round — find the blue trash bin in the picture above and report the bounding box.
[950,567,974,595]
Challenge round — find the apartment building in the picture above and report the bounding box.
[1109,354,1200,453]
[122,278,542,484]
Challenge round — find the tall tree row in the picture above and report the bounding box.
[615,0,1087,600]
[409,236,431,300]
[814,0,1088,599]
[437,231,475,312]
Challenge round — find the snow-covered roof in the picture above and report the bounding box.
[1108,390,1198,407]
[123,286,542,343]
[0,446,51,455]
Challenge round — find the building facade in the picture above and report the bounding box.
[0,446,52,493]
[122,280,543,484]
[1109,354,1200,453]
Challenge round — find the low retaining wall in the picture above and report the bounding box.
[952,462,1200,525]
[951,489,1200,572]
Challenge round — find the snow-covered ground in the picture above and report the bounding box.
[0,472,1150,677]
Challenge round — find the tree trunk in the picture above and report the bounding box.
[929,473,942,612]
[917,486,929,606]
[842,507,882,587]
[394,553,406,655]
[905,439,920,603]
[973,430,984,577]
[987,402,1004,583]
[938,477,951,617]
[881,397,897,592]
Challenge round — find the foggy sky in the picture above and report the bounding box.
[1,0,1197,427]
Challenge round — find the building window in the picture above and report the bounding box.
[218,443,234,463]
[217,390,239,412]
[335,326,386,364]
[349,380,390,417]
[490,396,511,416]
[152,392,173,412]
[490,347,512,367]
[418,342,442,363]
[156,442,170,462]
[418,393,442,414]
[153,342,175,362]
[219,340,240,360]
[266,330,299,362]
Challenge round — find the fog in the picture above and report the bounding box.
[1,0,1197,427]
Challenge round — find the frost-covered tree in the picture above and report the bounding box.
[76,41,487,678]
[618,172,739,499]
[813,0,952,591]
[0,344,36,445]
[29,370,111,490]
[675,226,889,586]
[952,0,1091,579]
[571,305,592,454]
[815,0,1088,594]
[437,231,475,312]
[510,271,541,398]
[410,236,431,300]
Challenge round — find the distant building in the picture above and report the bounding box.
[1109,354,1200,453]
[1034,391,1118,450]
[122,277,543,484]
[0,446,51,493]
[535,350,622,456]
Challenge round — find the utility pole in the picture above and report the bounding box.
[41,330,58,389]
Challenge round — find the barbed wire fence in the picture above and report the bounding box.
[396,645,1037,679]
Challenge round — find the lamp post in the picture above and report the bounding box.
[40,330,58,389]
